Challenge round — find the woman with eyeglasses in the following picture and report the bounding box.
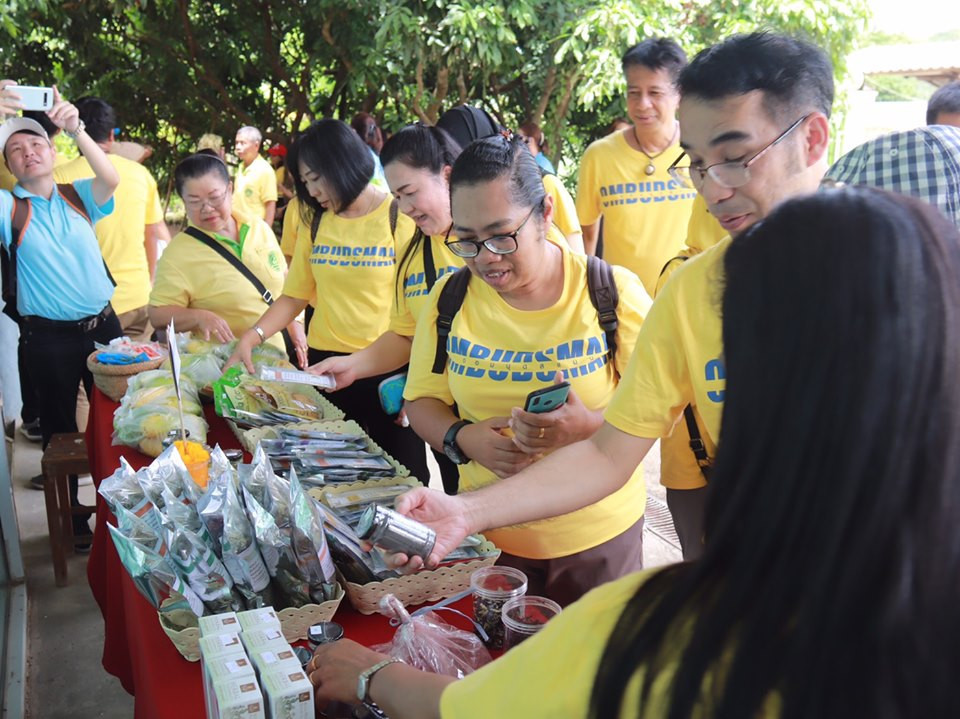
[149,153,303,357]
[400,135,653,605]
[226,119,430,483]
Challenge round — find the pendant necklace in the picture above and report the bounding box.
[634,122,679,176]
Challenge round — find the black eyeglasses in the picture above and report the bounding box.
[668,114,810,189]
[444,205,538,258]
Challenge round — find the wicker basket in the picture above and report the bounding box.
[87,351,165,401]
[310,477,499,614]
[239,419,410,478]
[158,583,345,662]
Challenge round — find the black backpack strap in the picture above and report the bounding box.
[432,266,471,374]
[683,405,712,481]
[422,233,438,291]
[2,196,31,322]
[585,255,619,362]
[658,254,689,280]
[184,226,273,305]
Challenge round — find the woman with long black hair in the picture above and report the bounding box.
[227,119,429,481]
[304,187,960,719]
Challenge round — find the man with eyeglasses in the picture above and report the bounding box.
[384,32,836,569]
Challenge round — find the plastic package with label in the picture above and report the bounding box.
[372,594,491,679]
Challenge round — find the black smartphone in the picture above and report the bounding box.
[523,382,571,413]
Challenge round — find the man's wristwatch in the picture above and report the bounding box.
[357,657,402,703]
[443,419,473,465]
[65,119,85,140]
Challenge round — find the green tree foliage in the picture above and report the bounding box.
[0,0,868,195]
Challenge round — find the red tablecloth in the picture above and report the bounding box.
[85,387,476,719]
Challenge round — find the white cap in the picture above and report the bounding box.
[0,117,50,154]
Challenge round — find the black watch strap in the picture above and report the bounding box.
[443,419,473,465]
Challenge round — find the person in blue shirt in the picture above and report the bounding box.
[0,81,120,543]
[518,121,557,176]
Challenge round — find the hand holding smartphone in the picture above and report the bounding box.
[9,85,54,112]
[523,381,571,414]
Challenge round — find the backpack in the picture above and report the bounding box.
[310,197,399,243]
[431,254,620,375]
[1,183,104,323]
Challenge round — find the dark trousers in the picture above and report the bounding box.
[308,348,429,484]
[17,335,39,423]
[666,487,709,561]
[432,447,459,495]
[20,309,122,523]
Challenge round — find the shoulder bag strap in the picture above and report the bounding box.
[683,405,712,481]
[184,226,273,305]
[585,255,619,361]
[432,266,471,374]
[422,232,438,292]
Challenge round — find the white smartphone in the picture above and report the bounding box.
[11,85,54,112]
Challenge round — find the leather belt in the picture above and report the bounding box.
[21,304,115,333]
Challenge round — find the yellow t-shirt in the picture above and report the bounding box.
[0,160,15,192]
[279,196,302,258]
[605,237,731,452]
[55,154,163,314]
[575,128,697,296]
[283,195,417,353]
[149,212,286,349]
[389,233,465,337]
[403,236,652,559]
[541,173,581,248]
[655,194,727,490]
[440,568,780,718]
[232,155,278,220]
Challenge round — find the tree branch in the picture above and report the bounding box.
[425,66,450,123]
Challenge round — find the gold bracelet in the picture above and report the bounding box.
[252,325,266,344]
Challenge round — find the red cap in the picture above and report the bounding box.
[267,144,287,157]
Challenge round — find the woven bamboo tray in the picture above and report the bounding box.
[237,419,409,478]
[310,477,499,614]
[158,583,345,662]
[87,351,165,402]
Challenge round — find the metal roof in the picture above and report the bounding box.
[850,41,960,86]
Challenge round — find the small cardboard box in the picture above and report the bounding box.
[236,607,281,633]
[260,666,314,719]
[199,612,241,637]
[240,626,287,654]
[203,651,255,719]
[248,645,300,673]
[199,632,245,660]
[210,676,265,719]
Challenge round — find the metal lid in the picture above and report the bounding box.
[356,504,377,540]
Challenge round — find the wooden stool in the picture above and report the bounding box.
[40,432,96,587]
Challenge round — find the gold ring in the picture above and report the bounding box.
[538,427,545,439]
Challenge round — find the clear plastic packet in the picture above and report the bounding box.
[108,523,205,630]
[289,468,338,602]
[238,445,273,509]
[164,522,242,614]
[120,382,202,415]
[242,485,311,608]
[221,477,274,609]
[98,457,162,531]
[137,443,190,511]
[126,369,198,397]
[160,486,216,552]
[372,594,491,678]
[114,503,167,555]
[112,404,208,457]
[177,334,224,358]
[161,352,224,389]
[197,468,230,557]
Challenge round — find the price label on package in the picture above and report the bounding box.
[258,366,336,390]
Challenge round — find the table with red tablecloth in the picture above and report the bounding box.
[85,386,475,719]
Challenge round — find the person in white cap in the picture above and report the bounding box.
[0,80,120,545]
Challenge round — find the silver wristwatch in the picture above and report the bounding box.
[357,658,402,703]
[65,119,85,140]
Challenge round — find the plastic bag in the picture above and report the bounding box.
[164,520,243,614]
[289,467,338,602]
[242,485,311,607]
[112,404,209,457]
[221,476,275,609]
[372,594,491,678]
[161,352,223,389]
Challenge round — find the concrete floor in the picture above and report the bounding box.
[9,426,678,719]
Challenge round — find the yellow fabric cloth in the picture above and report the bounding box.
[541,173,582,248]
[404,235,651,558]
[654,194,727,490]
[605,237,731,450]
[0,160,15,192]
[440,568,779,718]
[232,155,278,220]
[283,195,416,353]
[389,234,465,337]
[575,129,697,296]
[149,212,285,349]
[55,154,163,314]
